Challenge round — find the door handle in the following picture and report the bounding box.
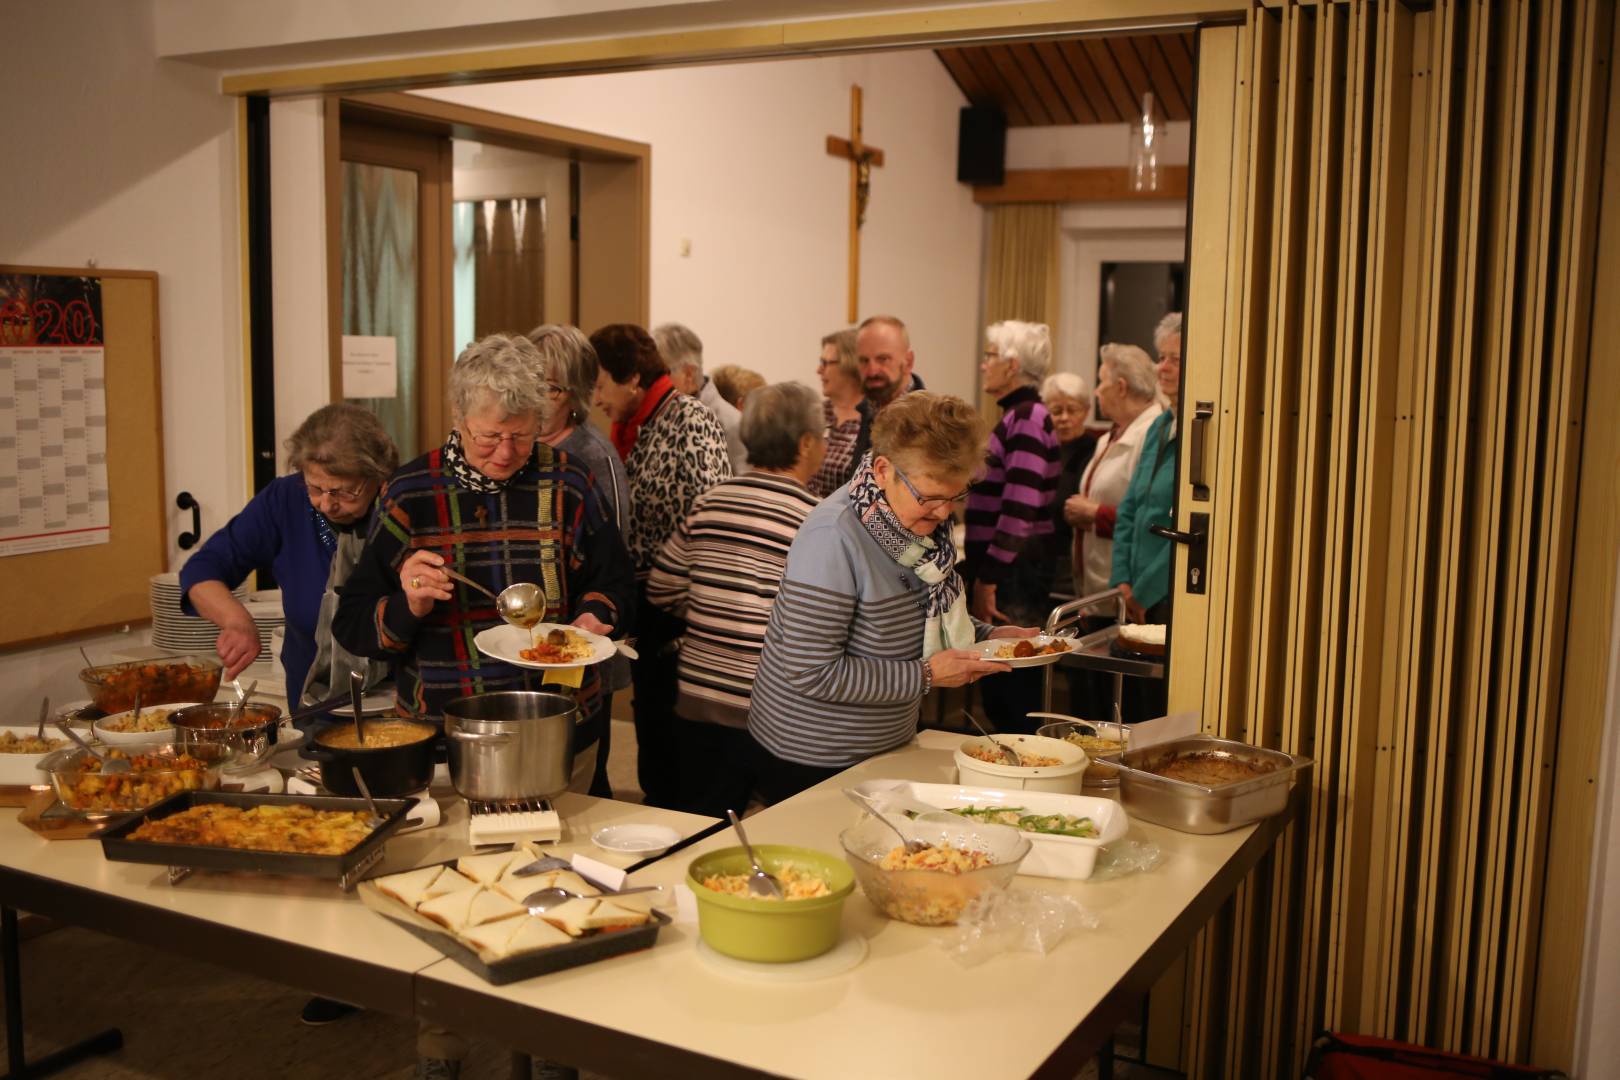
[1189,400,1213,502]
[1150,513,1209,595]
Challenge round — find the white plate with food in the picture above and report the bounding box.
[966,634,1075,668]
[473,623,616,670]
[852,779,1129,880]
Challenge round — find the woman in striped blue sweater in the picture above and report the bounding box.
[745,392,1038,803]
[646,382,825,816]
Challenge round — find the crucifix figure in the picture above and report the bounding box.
[826,84,885,324]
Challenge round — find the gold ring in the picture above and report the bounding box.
[410,576,421,589]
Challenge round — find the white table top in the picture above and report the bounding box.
[0,789,718,1013]
[414,731,1279,1080]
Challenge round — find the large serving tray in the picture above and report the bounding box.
[1112,734,1312,835]
[99,790,416,890]
[358,859,669,985]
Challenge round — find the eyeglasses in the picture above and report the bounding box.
[464,426,539,452]
[304,481,367,503]
[892,463,972,508]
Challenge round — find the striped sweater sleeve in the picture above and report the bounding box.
[978,405,1060,583]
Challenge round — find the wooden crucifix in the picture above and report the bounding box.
[826,85,885,324]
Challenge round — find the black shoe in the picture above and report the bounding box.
[299,996,360,1026]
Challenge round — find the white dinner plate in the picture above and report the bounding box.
[966,635,1075,668]
[473,623,616,669]
[324,691,398,718]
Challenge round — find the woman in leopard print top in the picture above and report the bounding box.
[591,323,731,806]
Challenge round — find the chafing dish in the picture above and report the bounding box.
[1113,734,1312,834]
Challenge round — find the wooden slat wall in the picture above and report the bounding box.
[1172,2,1615,1075]
[937,33,1197,126]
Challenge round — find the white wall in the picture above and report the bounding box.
[270,97,331,472]
[1,0,243,703]
[411,49,984,402]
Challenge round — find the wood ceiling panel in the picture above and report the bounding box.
[936,32,1196,127]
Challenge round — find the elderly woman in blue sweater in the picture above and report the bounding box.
[744,392,1037,804]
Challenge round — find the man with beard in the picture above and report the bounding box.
[849,314,926,466]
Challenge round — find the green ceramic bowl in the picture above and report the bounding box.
[686,844,855,963]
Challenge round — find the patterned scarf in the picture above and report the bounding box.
[847,453,976,658]
[610,375,673,460]
[442,428,529,494]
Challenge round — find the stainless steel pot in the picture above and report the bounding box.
[443,691,575,802]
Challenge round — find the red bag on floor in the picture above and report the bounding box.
[1304,1032,1568,1080]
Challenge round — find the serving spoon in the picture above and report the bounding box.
[725,809,784,899]
[36,696,51,740]
[960,708,1024,767]
[350,766,385,830]
[438,568,546,632]
[55,720,130,774]
[522,884,662,915]
[843,788,932,854]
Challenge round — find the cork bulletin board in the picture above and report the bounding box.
[0,265,165,648]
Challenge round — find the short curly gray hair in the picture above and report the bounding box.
[1153,312,1183,355]
[986,320,1053,381]
[526,323,598,426]
[449,333,551,426]
[1098,343,1158,402]
[652,322,703,377]
[285,403,398,484]
[740,382,823,469]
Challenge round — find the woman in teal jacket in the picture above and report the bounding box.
[1110,313,1183,624]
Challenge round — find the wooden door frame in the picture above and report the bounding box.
[323,92,651,453]
[330,116,453,453]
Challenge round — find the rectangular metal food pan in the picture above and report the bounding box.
[99,790,416,888]
[1114,734,1312,834]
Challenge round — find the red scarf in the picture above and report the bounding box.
[610,375,673,460]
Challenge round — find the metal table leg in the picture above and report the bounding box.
[3,906,123,1080]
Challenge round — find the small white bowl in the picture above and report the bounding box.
[954,733,1089,794]
[0,725,69,787]
[92,702,205,747]
[592,824,681,858]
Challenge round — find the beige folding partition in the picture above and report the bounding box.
[1170,2,1616,1076]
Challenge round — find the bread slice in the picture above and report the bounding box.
[460,914,525,960]
[418,885,480,931]
[457,850,519,886]
[421,867,478,902]
[375,865,444,910]
[492,871,540,905]
[581,900,650,929]
[598,890,655,915]
[468,887,525,926]
[505,916,572,955]
[548,870,600,897]
[536,896,598,937]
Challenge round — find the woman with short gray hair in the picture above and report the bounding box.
[809,328,864,497]
[1069,342,1164,596]
[335,331,634,723]
[645,380,826,815]
[528,323,629,531]
[1041,372,1097,598]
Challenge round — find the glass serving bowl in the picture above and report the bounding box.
[78,655,223,715]
[839,815,1030,926]
[42,742,231,815]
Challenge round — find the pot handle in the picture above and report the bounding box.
[446,730,513,744]
[300,744,337,762]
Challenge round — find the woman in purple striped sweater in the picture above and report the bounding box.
[965,319,1061,732]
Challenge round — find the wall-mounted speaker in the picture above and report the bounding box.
[957,106,1007,185]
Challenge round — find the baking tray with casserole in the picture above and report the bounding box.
[99,790,416,889]
[358,850,668,985]
[1113,734,1313,834]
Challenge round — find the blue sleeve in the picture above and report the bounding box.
[178,478,292,615]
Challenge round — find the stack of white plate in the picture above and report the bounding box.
[148,572,249,654]
[243,591,286,654]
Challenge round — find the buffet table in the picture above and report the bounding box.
[0,732,1293,1080]
[416,730,1295,1080]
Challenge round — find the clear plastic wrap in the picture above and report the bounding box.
[944,889,1100,965]
[1085,838,1163,882]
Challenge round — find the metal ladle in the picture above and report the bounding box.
[960,708,1024,767]
[438,568,544,631]
[725,809,784,900]
[55,720,130,774]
